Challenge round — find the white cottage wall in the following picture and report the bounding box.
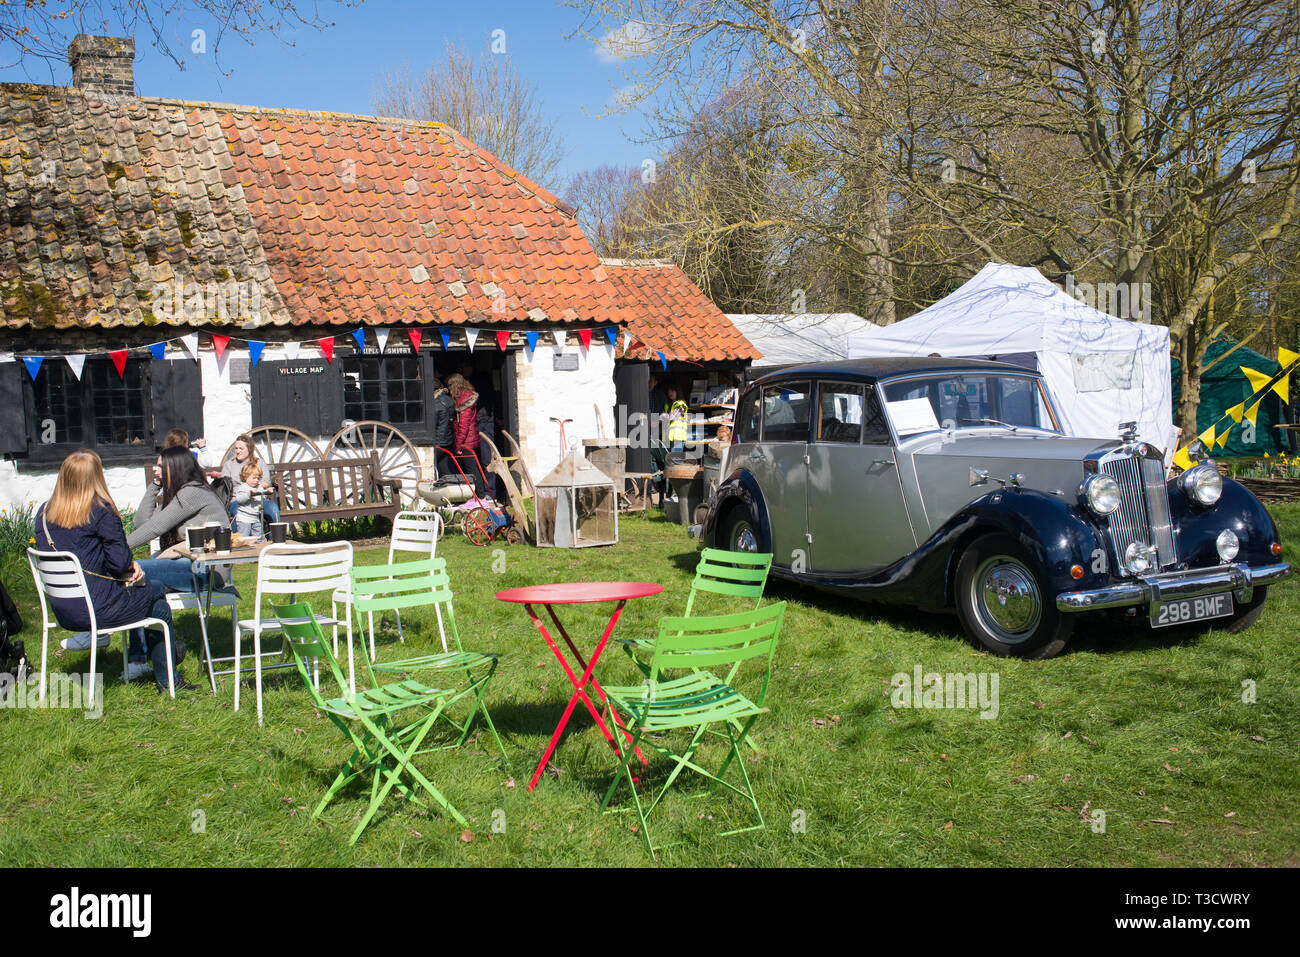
[514,343,618,479]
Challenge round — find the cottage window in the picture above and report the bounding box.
[27,358,151,464]
[342,355,425,430]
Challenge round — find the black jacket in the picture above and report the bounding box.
[432,388,455,448]
[34,502,153,632]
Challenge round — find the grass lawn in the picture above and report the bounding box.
[2,506,1298,867]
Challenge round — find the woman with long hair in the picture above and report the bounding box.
[33,450,192,692]
[447,373,487,500]
[132,445,231,593]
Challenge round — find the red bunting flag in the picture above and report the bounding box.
[211,335,230,361]
[496,330,510,351]
[109,349,128,378]
[407,328,422,352]
[318,337,335,363]
[577,328,592,350]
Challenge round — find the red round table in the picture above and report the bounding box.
[496,581,663,791]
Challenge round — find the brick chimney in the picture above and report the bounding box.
[68,35,135,96]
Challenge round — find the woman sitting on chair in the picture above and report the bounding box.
[131,446,232,594]
[33,450,192,692]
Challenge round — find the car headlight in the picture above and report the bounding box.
[1181,462,1223,505]
[1124,541,1156,575]
[1216,529,1239,562]
[1082,474,1121,515]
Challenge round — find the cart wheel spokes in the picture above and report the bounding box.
[465,508,494,547]
[325,421,423,509]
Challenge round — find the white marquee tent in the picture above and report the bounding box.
[846,263,1176,454]
[728,313,875,367]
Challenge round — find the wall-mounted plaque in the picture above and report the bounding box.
[229,357,251,384]
[552,352,579,372]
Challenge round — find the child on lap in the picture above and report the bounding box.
[233,463,265,539]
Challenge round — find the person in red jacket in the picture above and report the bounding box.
[447,373,487,500]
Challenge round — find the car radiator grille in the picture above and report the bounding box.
[1101,453,1178,569]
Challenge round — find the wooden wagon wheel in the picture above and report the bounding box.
[325,421,423,508]
[464,508,495,547]
[505,525,524,546]
[223,426,322,470]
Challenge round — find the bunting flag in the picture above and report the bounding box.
[247,340,266,367]
[1241,365,1274,397]
[1197,425,1217,449]
[283,341,301,361]
[577,328,592,350]
[109,350,128,379]
[525,331,539,353]
[1245,399,1263,427]
[466,327,479,352]
[65,354,85,380]
[351,328,365,352]
[22,356,42,380]
[605,327,618,348]
[657,350,668,371]
[181,333,199,358]
[1225,402,1245,423]
[439,327,451,350]
[496,330,510,351]
[317,337,335,363]
[408,328,422,352]
[623,329,632,353]
[554,330,566,350]
[211,335,231,361]
[375,328,391,353]
[148,342,166,361]
[1280,347,1300,369]
[1171,446,1194,472]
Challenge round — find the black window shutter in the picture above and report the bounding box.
[614,361,651,473]
[317,362,344,436]
[150,358,204,441]
[252,360,290,429]
[0,361,28,454]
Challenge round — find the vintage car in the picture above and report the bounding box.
[700,357,1291,658]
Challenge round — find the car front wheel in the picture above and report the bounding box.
[955,534,1074,659]
[719,508,760,554]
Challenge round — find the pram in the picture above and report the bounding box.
[416,447,523,546]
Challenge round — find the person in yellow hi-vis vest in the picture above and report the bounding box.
[665,386,689,452]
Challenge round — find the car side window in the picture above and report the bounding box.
[761,381,810,443]
[862,388,890,445]
[817,382,864,444]
[736,386,762,443]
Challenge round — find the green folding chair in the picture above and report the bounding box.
[271,600,468,845]
[620,547,773,674]
[349,557,509,766]
[599,602,786,856]
[620,548,773,751]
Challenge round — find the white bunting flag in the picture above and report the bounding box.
[283,341,302,361]
[65,354,86,380]
[180,333,199,358]
[375,328,391,353]
[623,329,632,353]
[554,330,567,350]
[465,327,480,353]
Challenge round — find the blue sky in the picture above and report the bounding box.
[3,0,658,192]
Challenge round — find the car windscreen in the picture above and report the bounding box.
[881,374,1057,436]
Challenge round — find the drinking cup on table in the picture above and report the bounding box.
[186,526,206,551]
[213,526,232,553]
[269,523,288,544]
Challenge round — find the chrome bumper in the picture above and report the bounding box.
[1055,562,1291,613]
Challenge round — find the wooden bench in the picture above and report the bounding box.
[268,454,402,523]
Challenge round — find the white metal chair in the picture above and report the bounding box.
[166,589,238,694]
[333,510,443,657]
[26,548,176,706]
[236,541,354,725]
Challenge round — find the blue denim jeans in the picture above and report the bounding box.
[229,498,280,524]
[126,580,185,690]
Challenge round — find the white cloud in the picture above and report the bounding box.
[595,21,659,63]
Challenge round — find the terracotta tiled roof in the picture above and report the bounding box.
[602,259,760,363]
[0,84,630,331]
